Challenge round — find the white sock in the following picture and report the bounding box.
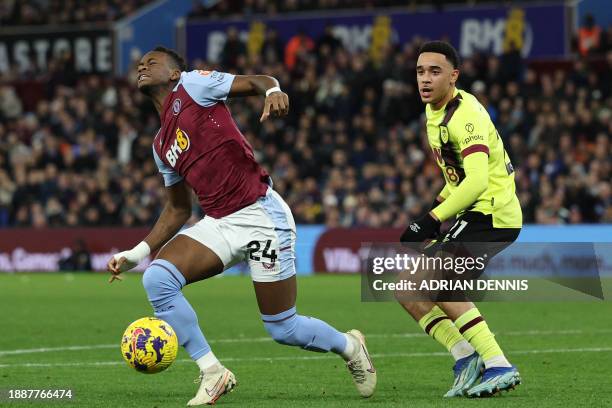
[340,333,356,360]
[450,340,475,361]
[196,351,220,372]
[484,354,512,369]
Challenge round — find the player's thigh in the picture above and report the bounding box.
[229,189,298,314]
[247,222,298,313]
[232,190,296,282]
[156,228,225,284]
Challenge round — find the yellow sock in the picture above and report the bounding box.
[418,306,465,353]
[454,308,505,363]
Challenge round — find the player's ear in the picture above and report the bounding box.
[450,69,459,86]
[169,69,181,81]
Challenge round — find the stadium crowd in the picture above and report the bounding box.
[191,0,548,18]
[0,0,153,25]
[0,19,610,229]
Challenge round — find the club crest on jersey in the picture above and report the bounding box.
[165,128,190,167]
[172,98,181,115]
[440,126,449,144]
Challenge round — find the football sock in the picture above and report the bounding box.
[341,333,357,360]
[261,306,347,354]
[196,352,220,372]
[454,308,511,368]
[418,306,473,360]
[143,260,213,361]
[450,340,476,361]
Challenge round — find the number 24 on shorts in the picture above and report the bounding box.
[247,240,278,263]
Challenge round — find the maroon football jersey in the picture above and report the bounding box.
[152,70,269,218]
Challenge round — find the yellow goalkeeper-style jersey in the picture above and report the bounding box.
[425,88,522,228]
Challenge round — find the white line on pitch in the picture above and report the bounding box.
[2,328,611,356]
[0,347,611,369]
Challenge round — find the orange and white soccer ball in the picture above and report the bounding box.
[120,317,178,374]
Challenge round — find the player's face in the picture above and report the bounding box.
[136,51,180,94]
[416,52,459,106]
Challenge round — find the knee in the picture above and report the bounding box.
[142,264,165,293]
[142,260,186,298]
[397,299,422,315]
[142,267,156,292]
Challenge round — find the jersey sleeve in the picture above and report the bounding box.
[438,184,450,200]
[431,152,489,222]
[152,147,183,187]
[451,107,490,158]
[180,70,236,107]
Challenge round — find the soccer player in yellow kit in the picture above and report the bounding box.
[398,41,522,397]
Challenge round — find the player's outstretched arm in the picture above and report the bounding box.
[229,75,289,122]
[107,181,191,282]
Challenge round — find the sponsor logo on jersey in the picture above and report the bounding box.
[165,128,190,167]
[465,123,474,133]
[197,70,226,82]
[463,134,484,145]
[172,98,181,115]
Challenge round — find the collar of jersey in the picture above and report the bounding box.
[426,88,461,117]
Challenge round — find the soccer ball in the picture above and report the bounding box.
[120,317,178,374]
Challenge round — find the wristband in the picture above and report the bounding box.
[114,241,151,263]
[265,86,281,97]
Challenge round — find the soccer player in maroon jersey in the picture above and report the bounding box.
[106,46,376,405]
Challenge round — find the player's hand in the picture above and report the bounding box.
[107,255,139,283]
[107,255,127,283]
[400,213,441,243]
[260,91,289,122]
[106,242,150,283]
[107,255,137,283]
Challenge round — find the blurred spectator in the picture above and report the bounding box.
[600,26,612,55]
[317,25,342,55]
[285,29,315,71]
[58,239,92,271]
[0,169,15,226]
[0,86,23,119]
[261,28,285,65]
[222,27,247,70]
[578,14,602,56]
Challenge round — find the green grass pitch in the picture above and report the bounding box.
[1,273,611,407]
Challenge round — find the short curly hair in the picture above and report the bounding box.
[152,46,187,72]
[418,41,460,69]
